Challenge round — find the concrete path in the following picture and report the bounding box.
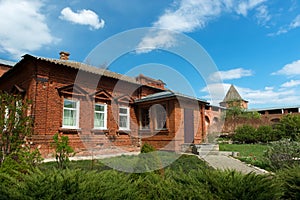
[200,154,268,174]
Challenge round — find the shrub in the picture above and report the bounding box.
[0,171,21,200]
[0,154,286,199]
[264,139,300,170]
[275,114,300,141]
[134,143,163,175]
[276,166,300,199]
[197,169,281,200]
[233,125,257,143]
[141,143,156,153]
[17,168,138,200]
[256,125,273,143]
[51,133,75,169]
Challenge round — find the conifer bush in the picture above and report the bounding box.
[0,154,293,199]
[133,143,163,174]
[277,166,300,199]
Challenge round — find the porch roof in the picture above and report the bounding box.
[135,90,209,104]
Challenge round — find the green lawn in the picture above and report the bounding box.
[219,143,270,169]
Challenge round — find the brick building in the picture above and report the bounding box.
[0,53,208,157]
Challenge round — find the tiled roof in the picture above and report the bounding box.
[135,90,208,103]
[222,84,247,102]
[23,54,140,85]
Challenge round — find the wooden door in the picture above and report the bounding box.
[184,109,194,143]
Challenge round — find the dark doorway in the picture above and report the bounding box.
[184,109,194,143]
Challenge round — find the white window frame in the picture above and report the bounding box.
[62,99,80,129]
[94,103,107,130]
[119,106,130,130]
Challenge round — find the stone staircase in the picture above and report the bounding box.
[181,143,219,156]
[195,144,220,157]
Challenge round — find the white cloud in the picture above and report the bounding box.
[201,83,300,108]
[290,14,300,28]
[137,0,267,53]
[281,80,300,88]
[60,7,105,30]
[272,60,300,76]
[200,83,230,105]
[153,0,223,32]
[236,0,267,16]
[209,68,253,81]
[270,14,300,36]
[0,0,58,59]
[265,86,273,90]
[255,5,271,25]
[240,86,298,106]
[136,30,177,54]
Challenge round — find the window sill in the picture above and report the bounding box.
[155,129,169,135]
[59,128,82,134]
[139,129,151,134]
[117,130,131,135]
[139,129,169,136]
[91,129,109,135]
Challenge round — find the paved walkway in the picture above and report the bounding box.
[200,154,269,174]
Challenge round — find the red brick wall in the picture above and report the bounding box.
[140,98,206,151]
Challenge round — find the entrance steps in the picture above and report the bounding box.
[181,143,219,156]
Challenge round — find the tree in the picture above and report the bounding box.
[275,114,300,141]
[224,102,260,132]
[51,133,75,169]
[0,92,33,165]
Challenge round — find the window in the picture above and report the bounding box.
[155,104,167,130]
[119,107,130,130]
[94,104,107,129]
[63,99,79,128]
[140,108,150,130]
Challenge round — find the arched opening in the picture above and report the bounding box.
[205,116,210,126]
[270,118,280,123]
[213,117,219,124]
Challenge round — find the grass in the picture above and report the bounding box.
[219,143,270,170]
[39,151,199,172]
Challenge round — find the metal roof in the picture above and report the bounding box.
[249,105,300,112]
[22,54,141,85]
[135,90,208,103]
[222,84,248,103]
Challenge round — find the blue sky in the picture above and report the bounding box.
[1,0,300,109]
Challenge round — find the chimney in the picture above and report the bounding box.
[59,51,70,60]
